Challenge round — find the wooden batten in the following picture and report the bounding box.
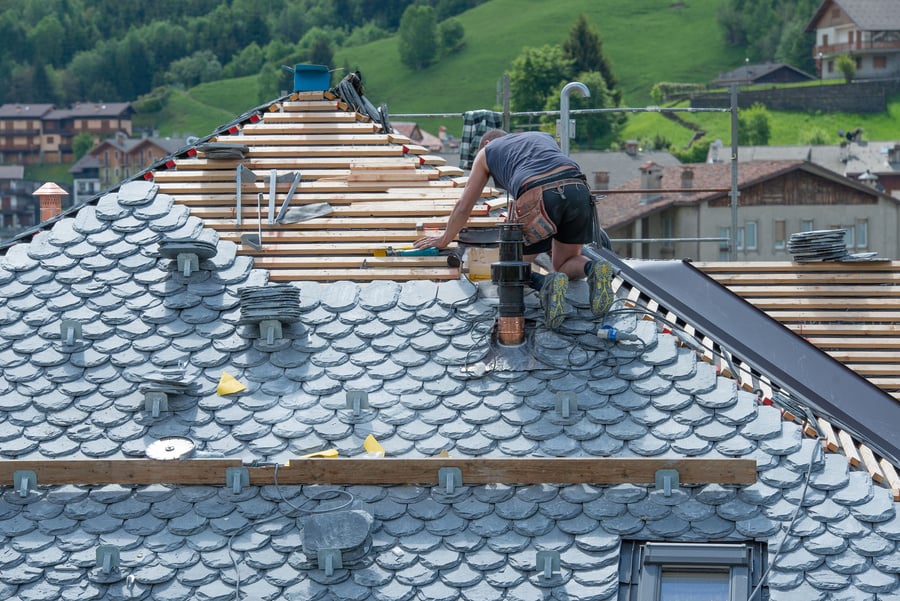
[0,458,757,487]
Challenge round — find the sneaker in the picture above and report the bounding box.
[588,260,614,316]
[539,272,568,329]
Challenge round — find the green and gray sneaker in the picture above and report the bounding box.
[588,260,614,316]
[540,272,569,330]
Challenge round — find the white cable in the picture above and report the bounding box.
[748,433,822,601]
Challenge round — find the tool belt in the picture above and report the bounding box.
[511,172,585,245]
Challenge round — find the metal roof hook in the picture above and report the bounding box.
[559,81,590,156]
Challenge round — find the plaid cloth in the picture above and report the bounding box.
[459,110,503,170]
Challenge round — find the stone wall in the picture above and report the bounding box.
[690,79,900,113]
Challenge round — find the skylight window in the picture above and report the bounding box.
[619,541,767,601]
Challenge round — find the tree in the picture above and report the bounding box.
[509,45,573,113]
[437,18,465,56]
[562,14,620,105]
[398,4,437,70]
[224,42,265,78]
[836,54,856,83]
[73,132,94,161]
[738,102,771,145]
[164,50,222,88]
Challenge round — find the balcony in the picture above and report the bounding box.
[816,40,900,55]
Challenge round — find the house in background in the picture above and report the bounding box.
[41,102,134,164]
[391,121,444,152]
[1,72,900,601]
[0,103,53,165]
[89,131,187,189]
[0,164,41,232]
[573,141,682,191]
[68,153,102,205]
[708,138,900,198]
[601,159,899,260]
[806,0,900,80]
[711,62,817,87]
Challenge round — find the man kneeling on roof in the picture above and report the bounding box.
[413,128,614,330]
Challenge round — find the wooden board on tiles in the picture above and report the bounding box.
[240,122,380,135]
[261,111,359,123]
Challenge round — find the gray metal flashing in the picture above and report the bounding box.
[587,246,900,466]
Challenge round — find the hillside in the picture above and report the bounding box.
[144,0,745,140]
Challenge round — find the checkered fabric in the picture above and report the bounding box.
[459,110,503,170]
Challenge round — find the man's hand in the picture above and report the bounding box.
[413,232,448,250]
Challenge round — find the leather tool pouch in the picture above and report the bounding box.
[512,184,557,245]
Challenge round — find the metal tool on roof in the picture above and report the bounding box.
[275,171,303,223]
[235,164,257,226]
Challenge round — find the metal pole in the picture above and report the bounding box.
[729,85,740,261]
[559,82,590,156]
[502,74,511,132]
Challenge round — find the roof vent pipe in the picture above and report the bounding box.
[491,223,531,346]
[559,82,590,156]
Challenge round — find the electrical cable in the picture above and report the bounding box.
[228,463,357,600]
[748,432,822,601]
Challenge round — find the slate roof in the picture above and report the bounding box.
[43,102,134,121]
[712,63,816,86]
[571,149,682,190]
[806,0,900,32]
[1,86,900,600]
[599,160,893,230]
[709,141,900,179]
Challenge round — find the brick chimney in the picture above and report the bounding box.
[681,167,694,190]
[640,162,663,204]
[33,182,69,222]
[593,170,610,190]
[624,140,639,156]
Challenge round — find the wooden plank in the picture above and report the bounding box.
[0,460,242,485]
[241,122,380,135]
[694,261,900,274]
[765,311,900,322]
[0,458,757,486]
[746,298,900,310]
[213,133,393,145]
[266,267,461,282]
[858,444,886,483]
[247,255,452,269]
[206,215,499,230]
[708,272,900,285]
[824,351,900,363]
[726,285,900,298]
[248,145,407,157]
[816,418,840,453]
[262,111,359,123]
[878,459,900,501]
[267,458,757,485]
[785,324,900,336]
[837,429,862,467]
[155,179,455,195]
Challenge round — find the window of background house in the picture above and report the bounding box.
[618,541,767,601]
[856,219,868,248]
[743,221,758,251]
[774,219,786,250]
[801,219,814,232]
[874,56,887,69]
[827,60,834,73]
[822,34,829,45]
[855,56,862,69]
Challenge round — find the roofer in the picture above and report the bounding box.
[413,129,614,329]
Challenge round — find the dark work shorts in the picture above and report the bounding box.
[517,171,593,255]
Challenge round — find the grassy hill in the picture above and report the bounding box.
[134,0,900,155]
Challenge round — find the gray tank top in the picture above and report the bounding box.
[484,131,579,197]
